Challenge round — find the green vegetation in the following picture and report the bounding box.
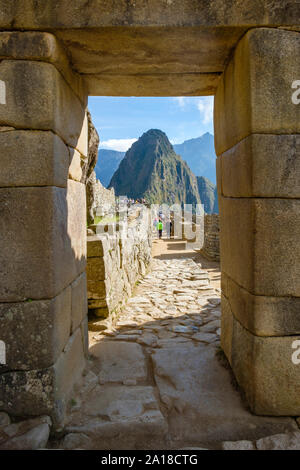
[94,214,119,225]
[196,176,218,214]
[109,129,200,208]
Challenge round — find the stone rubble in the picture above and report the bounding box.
[222,431,300,451]
[0,416,51,450]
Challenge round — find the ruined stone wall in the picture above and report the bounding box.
[89,171,116,219]
[87,207,152,318]
[201,214,220,261]
[83,110,99,225]
[84,111,116,223]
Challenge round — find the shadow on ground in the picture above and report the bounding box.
[56,253,298,450]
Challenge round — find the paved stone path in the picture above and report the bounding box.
[58,243,299,450]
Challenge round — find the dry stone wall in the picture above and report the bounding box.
[201,214,220,261]
[87,207,152,318]
[88,171,116,219]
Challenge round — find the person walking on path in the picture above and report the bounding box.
[157,219,163,239]
[168,218,173,239]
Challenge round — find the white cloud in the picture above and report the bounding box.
[170,138,182,145]
[100,138,137,152]
[173,97,187,108]
[173,96,214,126]
[196,97,214,124]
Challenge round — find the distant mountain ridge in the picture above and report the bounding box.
[108,129,218,213]
[95,149,125,187]
[95,132,217,187]
[173,132,216,184]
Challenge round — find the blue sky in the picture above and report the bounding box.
[88,96,214,152]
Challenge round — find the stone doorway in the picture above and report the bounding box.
[0,2,299,446]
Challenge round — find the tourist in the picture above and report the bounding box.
[157,219,163,239]
[168,218,173,238]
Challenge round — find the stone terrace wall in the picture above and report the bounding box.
[201,214,220,261]
[87,207,152,318]
[90,171,116,218]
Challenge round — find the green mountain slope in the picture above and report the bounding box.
[96,132,217,187]
[109,129,200,207]
[196,176,217,214]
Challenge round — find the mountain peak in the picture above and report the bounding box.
[128,128,175,160]
[138,129,172,145]
[135,129,170,145]
[201,132,214,139]
[95,130,218,205]
[109,128,200,206]
[142,128,167,137]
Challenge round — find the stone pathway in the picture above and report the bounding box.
[56,245,299,450]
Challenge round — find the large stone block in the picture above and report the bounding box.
[0,5,300,98]
[53,326,86,414]
[222,273,300,337]
[80,316,89,359]
[91,341,147,384]
[68,147,83,182]
[220,294,234,364]
[219,196,254,293]
[59,26,246,77]
[220,134,300,198]
[66,179,87,279]
[0,286,71,370]
[0,185,86,301]
[71,272,87,333]
[215,153,222,196]
[221,304,300,415]
[220,196,300,296]
[76,111,88,159]
[214,28,300,155]
[2,1,300,30]
[0,327,86,428]
[0,31,87,105]
[87,235,109,258]
[87,279,109,300]
[88,72,218,96]
[0,130,69,188]
[86,255,112,281]
[0,60,86,150]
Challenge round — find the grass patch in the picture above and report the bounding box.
[94,214,119,225]
[69,398,77,407]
